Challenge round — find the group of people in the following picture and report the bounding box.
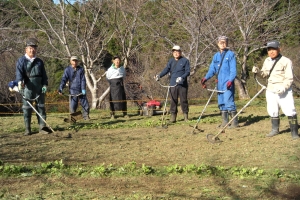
[12,37,300,140]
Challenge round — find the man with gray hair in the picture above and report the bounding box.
[16,38,49,135]
[201,36,238,128]
[252,40,299,139]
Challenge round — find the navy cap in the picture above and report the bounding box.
[266,40,280,49]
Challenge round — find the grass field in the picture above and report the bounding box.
[0,98,300,199]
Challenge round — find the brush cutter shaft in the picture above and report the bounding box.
[24,98,55,133]
[212,86,266,140]
[157,81,177,88]
[207,88,226,93]
[192,86,217,131]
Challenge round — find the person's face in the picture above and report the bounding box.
[25,46,37,58]
[267,47,280,59]
[70,59,78,68]
[172,50,181,59]
[217,40,227,51]
[113,58,121,68]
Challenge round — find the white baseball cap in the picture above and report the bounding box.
[172,45,181,51]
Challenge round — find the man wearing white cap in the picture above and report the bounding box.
[201,36,238,128]
[58,56,90,120]
[15,38,49,135]
[252,40,299,139]
[155,45,190,123]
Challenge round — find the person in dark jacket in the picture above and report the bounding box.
[106,56,128,119]
[155,45,190,122]
[15,38,49,136]
[58,56,90,120]
[201,36,238,128]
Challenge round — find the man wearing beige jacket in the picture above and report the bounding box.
[252,40,299,139]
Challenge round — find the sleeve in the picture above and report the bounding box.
[159,59,172,78]
[59,68,69,91]
[228,52,237,82]
[283,59,293,90]
[80,68,87,90]
[106,67,113,80]
[15,58,24,82]
[205,54,217,80]
[40,60,48,86]
[181,58,190,80]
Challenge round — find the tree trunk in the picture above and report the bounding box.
[235,78,249,99]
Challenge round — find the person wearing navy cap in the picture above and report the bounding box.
[15,38,49,136]
[252,40,299,139]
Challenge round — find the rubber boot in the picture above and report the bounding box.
[123,112,129,119]
[184,113,188,122]
[229,110,239,128]
[288,115,300,139]
[24,118,31,136]
[39,124,49,134]
[219,111,229,128]
[110,111,115,120]
[266,117,279,137]
[170,113,177,123]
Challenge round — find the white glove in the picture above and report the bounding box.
[18,81,24,91]
[176,77,182,83]
[252,66,260,74]
[261,70,269,78]
[276,86,286,95]
[154,75,160,81]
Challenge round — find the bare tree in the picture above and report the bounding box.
[15,0,115,109]
[215,0,300,99]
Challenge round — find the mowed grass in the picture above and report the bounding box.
[0,97,300,199]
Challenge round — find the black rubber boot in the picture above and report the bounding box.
[266,117,279,137]
[24,126,31,136]
[170,113,177,123]
[110,111,115,120]
[288,116,300,139]
[123,112,129,119]
[229,110,239,128]
[39,124,49,134]
[24,118,31,136]
[184,113,188,122]
[219,111,229,128]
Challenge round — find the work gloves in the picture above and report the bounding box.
[252,66,269,78]
[42,86,47,93]
[176,77,182,83]
[82,90,86,95]
[201,78,207,88]
[18,81,24,92]
[226,81,232,89]
[252,66,260,74]
[58,89,63,95]
[154,74,160,81]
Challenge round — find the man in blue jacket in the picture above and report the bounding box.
[58,56,90,120]
[201,36,238,128]
[16,38,49,135]
[155,45,190,122]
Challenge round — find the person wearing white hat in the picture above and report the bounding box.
[252,40,299,139]
[15,38,49,135]
[155,45,190,123]
[201,36,238,128]
[58,56,90,120]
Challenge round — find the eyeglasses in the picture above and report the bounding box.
[218,41,227,45]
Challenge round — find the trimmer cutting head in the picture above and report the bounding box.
[206,134,222,143]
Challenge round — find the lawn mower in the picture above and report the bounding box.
[139,99,169,116]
